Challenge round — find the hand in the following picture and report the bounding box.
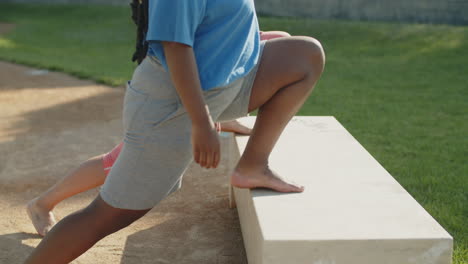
[192,120,221,169]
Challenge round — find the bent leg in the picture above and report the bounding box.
[25,195,150,264]
[27,155,106,236]
[231,36,325,192]
[27,143,124,236]
[218,31,292,136]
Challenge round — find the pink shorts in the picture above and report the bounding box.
[102,142,123,176]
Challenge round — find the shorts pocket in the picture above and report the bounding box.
[123,82,150,131]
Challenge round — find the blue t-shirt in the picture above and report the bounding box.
[146,0,260,91]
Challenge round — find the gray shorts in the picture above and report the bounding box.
[100,41,266,210]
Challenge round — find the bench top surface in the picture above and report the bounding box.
[235,116,451,242]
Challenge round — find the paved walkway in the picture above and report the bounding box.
[0,60,246,264]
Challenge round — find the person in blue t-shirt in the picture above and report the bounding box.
[25,1,325,262]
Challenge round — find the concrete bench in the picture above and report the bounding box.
[224,116,452,264]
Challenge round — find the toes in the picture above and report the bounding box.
[42,226,52,236]
[290,184,305,192]
[232,167,305,193]
[272,178,304,193]
[288,181,305,192]
[38,229,46,237]
[278,184,303,193]
[44,214,57,235]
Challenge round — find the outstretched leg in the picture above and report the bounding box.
[231,36,325,192]
[24,195,150,264]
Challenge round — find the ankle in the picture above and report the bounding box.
[235,158,269,173]
[34,197,54,211]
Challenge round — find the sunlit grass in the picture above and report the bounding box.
[0,37,15,48]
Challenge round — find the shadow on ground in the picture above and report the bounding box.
[0,232,38,263]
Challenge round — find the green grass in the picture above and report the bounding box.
[1,3,467,263]
[0,3,136,86]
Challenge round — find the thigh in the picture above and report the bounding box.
[101,112,193,211]
[247,36,324,112]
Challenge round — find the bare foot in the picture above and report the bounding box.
[231,165,304,193]
[26,198,56,236]
[219,120,252,135]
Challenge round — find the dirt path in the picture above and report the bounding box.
[0,59,246,263]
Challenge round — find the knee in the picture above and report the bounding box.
[300,37,325,76]
[93,208,148,238]
[83,196,149,237]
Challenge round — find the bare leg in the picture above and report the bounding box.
[24,195,150,264]
[27,155,106,236]
[231,36,325,192]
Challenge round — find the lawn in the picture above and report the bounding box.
[1,3,467,263]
